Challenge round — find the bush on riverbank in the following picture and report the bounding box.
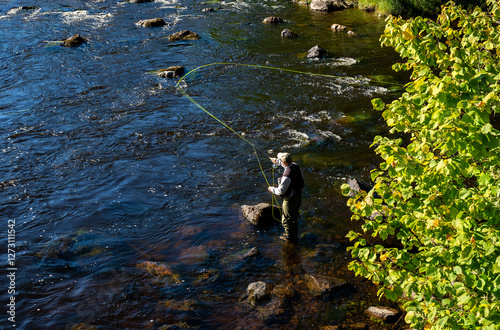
[357,0,488,16]
[344,0,500,328]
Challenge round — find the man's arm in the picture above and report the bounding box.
[268,176,291,196]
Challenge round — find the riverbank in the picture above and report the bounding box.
[294,0,486,17]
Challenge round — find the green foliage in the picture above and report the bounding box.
[356,0,488,16]
[343,1,500,329]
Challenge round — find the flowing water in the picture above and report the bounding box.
[0,1,409,329]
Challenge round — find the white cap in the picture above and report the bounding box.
[277,152,292,164]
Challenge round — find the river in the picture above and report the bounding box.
[0,1,409,329]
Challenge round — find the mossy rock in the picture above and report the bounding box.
[168,30,200,41]
[61,34,87,47]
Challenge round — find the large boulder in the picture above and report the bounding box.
[310,0,349,12]
[241,203,280,226]
[137,18,166,27]
[307,45,326,58]
[168,30,200,41]
[61,34,87,47]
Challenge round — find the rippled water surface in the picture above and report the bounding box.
[0,1,409,329]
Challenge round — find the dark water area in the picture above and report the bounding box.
[0,1,409,329]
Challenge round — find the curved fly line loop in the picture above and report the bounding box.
[173,62,403,221]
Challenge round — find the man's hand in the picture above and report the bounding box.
[270,157,277,164]
[268,186,273,192]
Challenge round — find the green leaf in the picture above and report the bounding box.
[372,98,385,111]
[478,173,491,185]
[458,292,470,305]
[384,288,399,301]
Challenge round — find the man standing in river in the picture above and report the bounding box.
[268,152,304,243]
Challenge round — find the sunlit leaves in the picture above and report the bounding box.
[344,1,500,329]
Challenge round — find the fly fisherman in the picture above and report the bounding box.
[268,152,304,243]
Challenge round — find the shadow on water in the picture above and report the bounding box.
[0,0,408,329]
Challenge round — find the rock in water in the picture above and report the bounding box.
[168,30,200,41]
[281,29,298,38]
[310,0,349,12]
[331,23,347,30]
[304,274,349,297]
[246,281,269,306]
[61,34,87,47]
[157,66,185,78]
[241,203,280,226]
[262,17,283,24]
[137,18,166,27]
[243,247,260,258]
[307,45,326,58]
[366,306,400,322]
[347,178,361,197]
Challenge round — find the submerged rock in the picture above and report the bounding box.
[61,34,87,47]
[178,245,209,265]
[36,231,107,259]
[347,30,357,36]
[158,66,185,78]
[220,247,264,272]
[262,16,284,24]
[155,299,207,328]
[67,323,98,330]
[136,261,182,284]
[241,203,280,226]
[159,299,205,312]
[137,18,166,27]
[310,0,349,12]
[243,247,260,258]
[168,30,200,41]
[281,29,298,38]
[257,284,295,325]
[192,268,221,286]
[307,45,326,58]
[304,274,349,297]
[241,281,296,325]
